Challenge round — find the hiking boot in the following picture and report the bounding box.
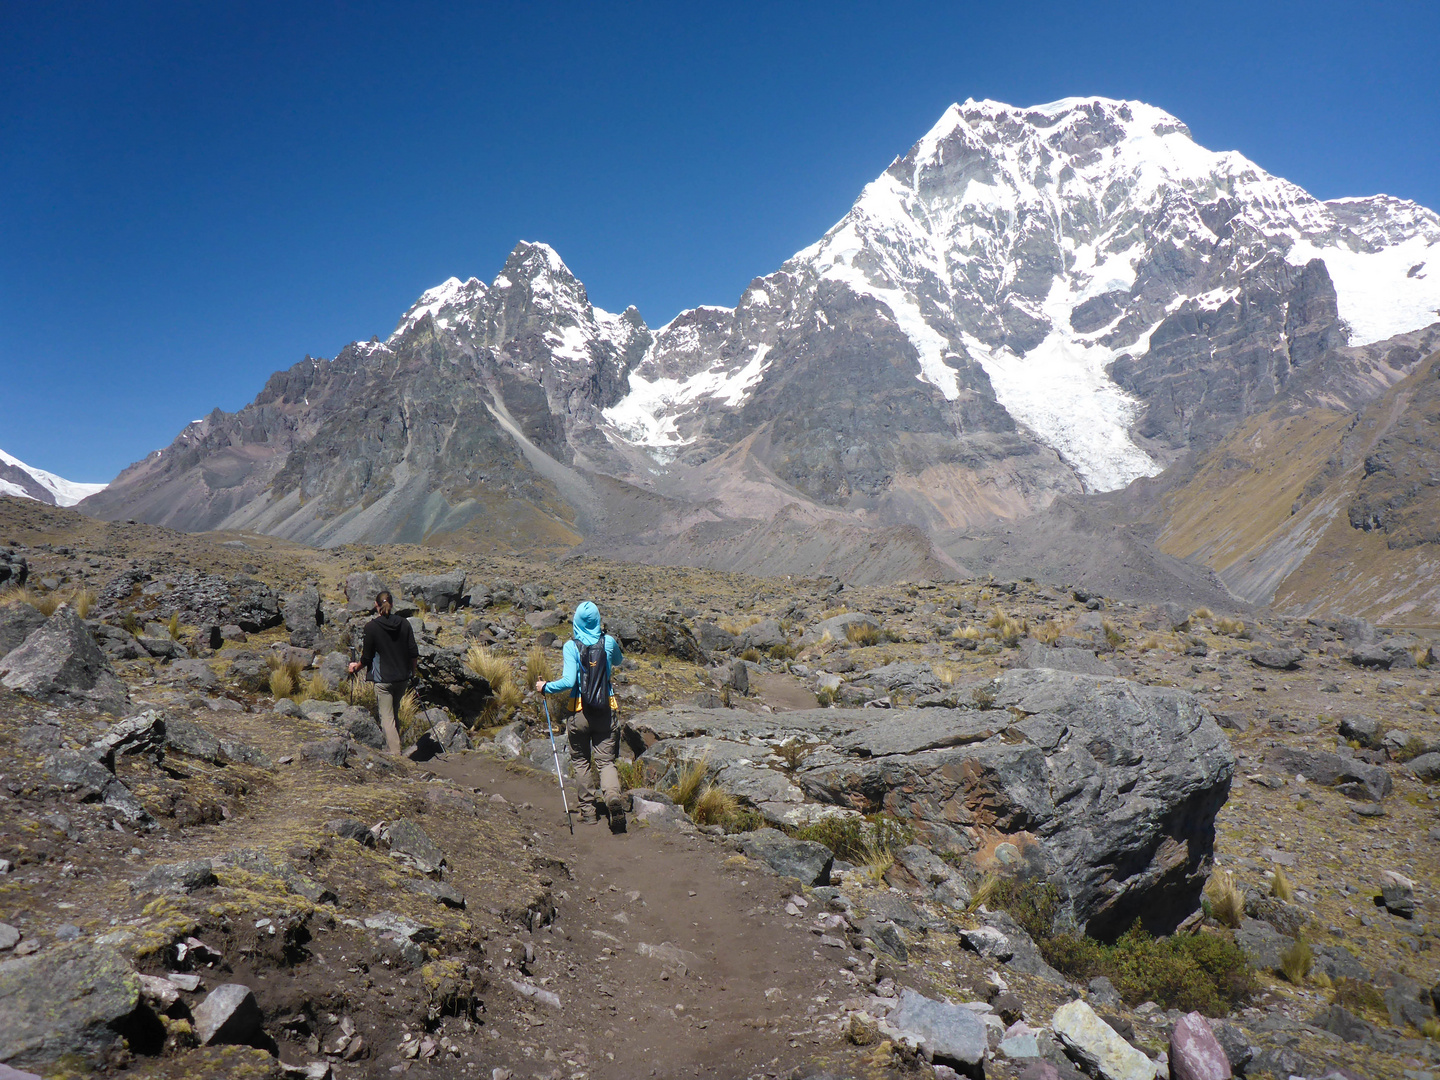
[606,794,626,834]
[579,804,598,825]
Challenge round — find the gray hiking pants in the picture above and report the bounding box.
[567,705,619,808]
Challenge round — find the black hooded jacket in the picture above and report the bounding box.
[359,613,419,684]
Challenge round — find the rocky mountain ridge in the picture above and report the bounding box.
[0,449,106,508]
[79,97,1440,595]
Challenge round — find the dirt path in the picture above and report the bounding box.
[430,754,862,1080]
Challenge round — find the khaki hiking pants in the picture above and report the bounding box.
[567,705,620,809]
[375,679,407,756]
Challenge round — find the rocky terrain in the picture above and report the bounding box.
[2,495,1439,1080]
[75,98,1440,601]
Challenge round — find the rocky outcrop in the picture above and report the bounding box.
[0,605,129,714]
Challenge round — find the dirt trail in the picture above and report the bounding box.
[431,754,860,1080]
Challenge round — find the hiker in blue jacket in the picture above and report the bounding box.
[535,601,626,831]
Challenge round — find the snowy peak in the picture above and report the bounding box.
[0,449,107,507]
[390,275,488,340]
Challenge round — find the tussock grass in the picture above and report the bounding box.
[933,664,957,686]
[305,671,337,702]
[415,597,429,617]
[397,689,425,746]
[668,753,711,814]
[1031,620,1062,645]
[1271,866,1295,902]
[740,646,762,663]
[71,588,96,618]
[1214,616,1247,637]
[122,610,140,636]
[718,614,762,636]
[815,687,835,707]
[769,642,798,661]
[1192,607,1214,621]
[167,612,182,640]
[466,645,524,721]
[1279,935,1313,984]
[345,674,376,708]
[855,842,894,885]
[986,609,1025,646]
[1102,620,1124,649]
[524,645,553,691]
[267,655,305,701]
[1205,870,1245,929]
[953,625,983,641]
[1139,635,1162,652]
[2,587,62,616]
[464,645,513,690]
[845,623,880,646]
[820,605,849,621]
[616,758,650,791]
[691,785,737,827]
[967,873,1001,912]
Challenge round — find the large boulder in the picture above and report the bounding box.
[1016,638,1116,676]
[1264,746,1392,801]
[400,572,466,612]
[0,603,46,660]
[0,606,129,714]
[344,571,390,614]
[800,669,1235,937]
[417,644,493,721]
[279,585,321,643]
[0,942,160,1069]
[886,989,988,1076]
[736,829,833,886]
[1052,999,1156,1080]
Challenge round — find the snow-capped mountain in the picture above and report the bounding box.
[82,97,1440,575]
[0,449,107,507]
[607,97,1440,491]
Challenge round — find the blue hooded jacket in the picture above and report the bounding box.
[543,601,624,703]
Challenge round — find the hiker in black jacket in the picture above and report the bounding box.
[348,590,418,755]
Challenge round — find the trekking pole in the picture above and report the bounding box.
[542,697,574,835]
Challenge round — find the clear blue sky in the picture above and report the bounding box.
[3,1,1437,483]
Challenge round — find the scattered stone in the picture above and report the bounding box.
[337,705,385,750]
[94,710,165,758]
[736,829,833,886]
[192,983,269,1049]
[0,603,46,660]
[1378,871,1416,918]
[1338,714,1382,748]
[1052,999,1157,1080]
[1087,976,1121,1009]
[886,988,988,1075]
[1169,1011,1231,1080]
[133,859,217,895]
[385,819,447,875]
[299,738,352,768]
[1410,752,1440,783]
[326,818,375,846]
[401,571,466,611]
[344,571,390,614]
[407,879,466,908]
[1249,646,1302,670]
[1264,745,1392,801]
[0,924,19,951]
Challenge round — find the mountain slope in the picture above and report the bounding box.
[0,449,106,507]
[81,97,1440,587]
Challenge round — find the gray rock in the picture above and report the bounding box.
[1411,752,1440,783]
[1313,1003,1376,1045]
[0,942,152,1068]
[0,603,46,660]
[803,669,1235,936]
[1017,639,1117,676]
[300,738,352,767]
[1051,999,1157,1080]
[1264,745,1392,801]
[1088,976,1122,1008]
[192,983,267,1048]
[214,849,334,903]
[525,609,562,630]
[133,859,217,895]
[280,585,321,638]
[386,819,446,875]
[739,619,786,651]
[344,572,390,614]
[0,606,129,714]
[137,635,185,660]
[165,658,216,688]
[42,749,151,826]
[1234,917,1291,973]
[887,989,988,1075]
[0,924,19,951]
[694,622,737,653]
[1250,645,1302,670]
[94,710,165,759]
[1379,871,1416,918]
[340,705,386,750]
[833,709,999,756]
[1338,714,1382,748]
[1208,1021,1252,1075]
[493,722,525,758]
[326,818,375,846]
[1168,1011,1230,1080]
[854,916,908,963]
[400,571,465,612]
[299,698,346,721]
[814,612,879,643]
[167,718,227,763]
[862,891,926,931]
[736,828,833,886]
[729,659,749,696]
[407,879,466,908]
[217,738,270,768]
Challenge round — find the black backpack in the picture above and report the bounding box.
[577,634,610,711]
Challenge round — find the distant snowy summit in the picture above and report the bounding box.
[84,96,1440,555]
[0,449,107,507]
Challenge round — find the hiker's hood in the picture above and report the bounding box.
[572,601,602,646]
[376,612,407,635]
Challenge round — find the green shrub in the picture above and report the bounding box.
[988,877,1063,940]
[816,687,835,707]
[1041,926,1255,1016]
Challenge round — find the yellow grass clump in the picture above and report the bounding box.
[397,688,424,745]
[346,673,377,708]
[718,614,762,636]
[668,753,710,814]
[1271,866,1295,902]
[846,623,881,646]
[1205,870,1244,928]
[1031,620,1062,645]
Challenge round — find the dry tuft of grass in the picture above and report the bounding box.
[1279,935,1313,984]
[933,663,957,686]
[954,625,983,641]
[71,588,96,619]
[616,758,649,791]
[967,873,1001,912]
[415,597,429,617]
[668,753,710,814]
[524,645,553,691]
[986,609,1025,646]
[1214,616,1247,637]
[346,674,377,708]
[397,689,425,745]
[1139,635,1162,652]
[775,740,810,774]
[2,587,62,616]
[691,785,737,827]
[1191,607,1214,622]
[268,665,296,700]
[1102,620,1124,649]
[167,612,182,640]
[845,623,881,647]
[718,614,762,636]
[464,645,513,690]
[1205,870,1244,928]
[305,671,336,702]
[1031,620,1062,645]
[1271,866,1295,902]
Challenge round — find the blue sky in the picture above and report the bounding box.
[3,1,1437,483]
